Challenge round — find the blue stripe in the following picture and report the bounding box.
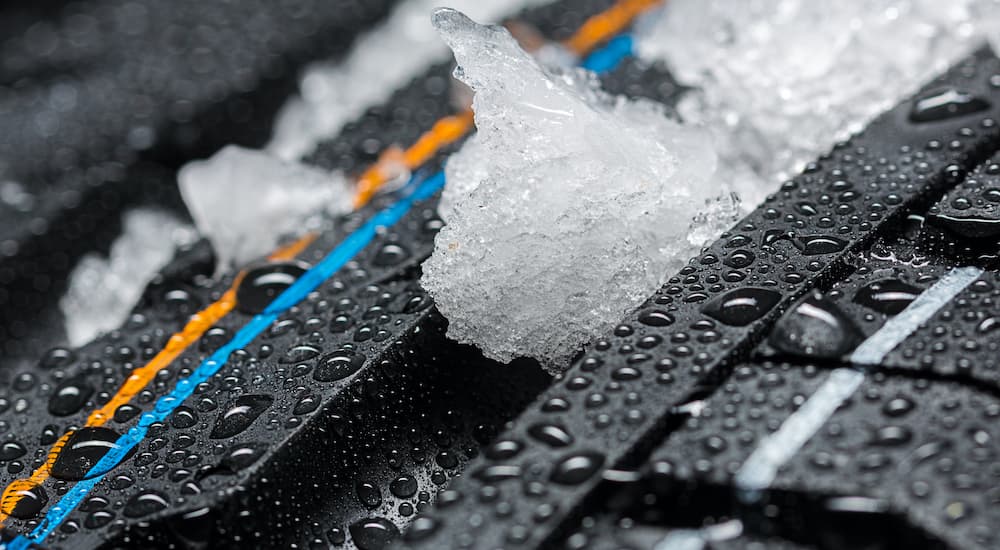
[581,34,634,73]
[10,172,446,549]
[11,30,636,549]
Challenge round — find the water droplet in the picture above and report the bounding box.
[157,288,200,321]
[236,262,307,314]
[84,510,115,528]
[883,397,915,417]
[209,395,274,439]
[0,441,26,461]
[638,310,675,327]
[356,481,382,508]
[701,288,781,326]
[39,425,58,445]
[47,376,95,417]
[199,327,230,353]
[404,516,439,541]
[373,243,411,266]
[389,475,418,498]
[550,452,604,485]
[349,517,399,550]
[123,489,169,518]
[977,316,1000,334]
[267,319,300,338]
[3,484,47,519]
[484,440,523,460]
[795,202,818,216]
[792,235,849,255]
[400,292,432,313]
[471,464,522,482]
[279,344,321,364]
[910,88,991,123]
[541,398,570,412]
[313,349,366,383]
[12,372,36,392]
[527,423,574,447]
[221,442,268,472]
[769,293,863,358]
[853,279,921,315]
[293,394,320,415]
[51,427,135,481]
[872,425,913,446]
[724,249,756,268]
[171,406,199,429]
[114,404,141,423]
[80,496,108,512]
[762,229,789,247]
[39,347,75,370]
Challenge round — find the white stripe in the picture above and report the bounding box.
[654,531,705,550]
[654,520,743,550]
[267,0,555,161]
[735,266,983,494]
[849,266,984,365]
[734,367,865,493]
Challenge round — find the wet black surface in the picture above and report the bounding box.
[634,362,997,549]
[4,1,1000,549]
[402,47,1000,550]
[0,1,652,549]
[928,152,1000,237]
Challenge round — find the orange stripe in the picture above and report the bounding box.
[2,0,665,525]
[563,0,662,56]
[0,233,316,525]
[0,432,72,520]
[268,233,316,262]
[353,110,475,209]
[351,0,664,208]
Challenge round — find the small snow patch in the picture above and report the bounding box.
[635,0,999,205]
[178,145,351,271]
[61,208,197,346]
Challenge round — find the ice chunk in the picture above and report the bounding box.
[267,0,558,161]
[178,145,351,271]
[636,0,996,205]
[422,9,737,370]
[61,208,197,347]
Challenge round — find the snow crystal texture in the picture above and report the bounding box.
[422,9,735,370]
[61,208,197,346]
[636,0,1000,205]
[179,145,351,271]
[267,0,556,161]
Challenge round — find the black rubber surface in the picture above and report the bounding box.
[0,2,653,548]
[401,46,1000,550]
[4,1,1000,549]
[627,360,998,549]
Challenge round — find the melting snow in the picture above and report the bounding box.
[178,145,351,271]
[267,0,558,161]
[422,9,737,369]
[61,208,197,347]
[635,0,1000,205]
